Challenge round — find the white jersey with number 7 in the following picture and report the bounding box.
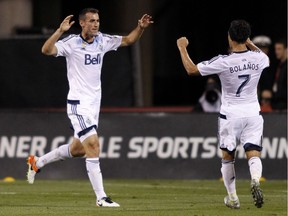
[197,50,269,118]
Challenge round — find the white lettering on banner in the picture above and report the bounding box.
[261,137,288,159]
[158,137,174,159]
[190,137,203,158]
[201,137,218,158]
[0,136,17,158]
[0,136,47,158]
[0,136,287,159]
[99,137,122,158]
[127,136,287,159]
[127,137,142,158]
[277,138,288,158]
[173,137,189,158]
[128,136,218,159]
[30,136,46,156]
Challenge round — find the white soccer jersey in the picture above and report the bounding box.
[55,32,122,103]
[197,50,269,118]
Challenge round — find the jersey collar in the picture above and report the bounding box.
[80,34,96,44]
[232,50,249,54]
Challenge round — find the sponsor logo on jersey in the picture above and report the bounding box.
[85,54,101,65]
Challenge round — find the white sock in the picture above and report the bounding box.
[248,157,262,182]
[36,144,72,169]
[86,158,107,200]
[221,159,238,200]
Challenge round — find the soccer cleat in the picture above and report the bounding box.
[251,179,264,208]
[26,155,40,184]
[96,197,120,207]
[224,196,240,209]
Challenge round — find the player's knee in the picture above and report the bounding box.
[70,139,86,157]
[70,144,86,157]
[244,143,262,159]
[221,149,235,160]
[244,143,262,152]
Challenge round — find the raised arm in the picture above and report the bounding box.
[176,37,200,76]
[41,15,75,56]
[245,38,262,52]
[120,14,153,47]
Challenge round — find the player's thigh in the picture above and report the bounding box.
[241,115,264,148]
[82,133,100,157]
[218,117,239,152]
[67,100,100,138]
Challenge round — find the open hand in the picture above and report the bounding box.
[138,14,153,29]
[59,15,75,33]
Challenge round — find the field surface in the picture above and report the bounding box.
[0,179,286,216]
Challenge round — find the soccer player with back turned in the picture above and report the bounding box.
[177,20,269,209]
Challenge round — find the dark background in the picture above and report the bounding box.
[0,0,287,108]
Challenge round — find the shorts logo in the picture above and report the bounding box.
[86,118,92,125]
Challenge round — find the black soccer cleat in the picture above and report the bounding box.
[250,179,264,208]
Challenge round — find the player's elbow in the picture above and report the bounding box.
[121,35,138,47]
[41,47,51,55]
[41,45,57,56]
[41,46,49,55]
[186,65,200,76]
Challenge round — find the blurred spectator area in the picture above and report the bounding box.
[0,0,287,109]
[0,38,135,108]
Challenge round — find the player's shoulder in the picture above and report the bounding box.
[208,54,229,63]
[248,49,268,57]
[59,34,79,43]
[249,49,269,61]
[98,32,121,40]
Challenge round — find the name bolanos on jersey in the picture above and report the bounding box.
[229,61,259,73]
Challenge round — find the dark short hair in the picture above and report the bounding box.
[228,20,251,43]
[79,8,99,21]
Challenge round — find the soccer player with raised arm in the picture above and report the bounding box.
[177,20,269,209]
[26,8,153,207]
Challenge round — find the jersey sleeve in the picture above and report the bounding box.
[197,55,225,76]
[55,34,76,57]
[55,34,75,57]
[101,34,122,52]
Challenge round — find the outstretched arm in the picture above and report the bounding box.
[176,37,200,76]
[120,14,153,47]
[41,15,75,56]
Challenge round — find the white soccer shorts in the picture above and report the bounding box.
[218,114,264,152]
[67,99,100,142]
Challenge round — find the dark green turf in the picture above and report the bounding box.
[0,179,286,216]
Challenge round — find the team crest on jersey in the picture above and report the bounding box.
[99,44,103,51]
[81,41,87,50]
